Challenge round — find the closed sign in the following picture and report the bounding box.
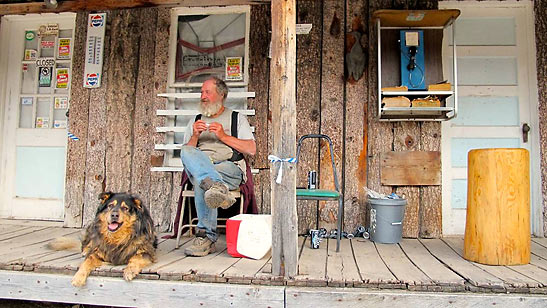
[36,57,55,67]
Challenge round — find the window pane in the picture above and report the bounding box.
[175,13,246,84]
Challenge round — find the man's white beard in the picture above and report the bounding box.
[199,100,223,117]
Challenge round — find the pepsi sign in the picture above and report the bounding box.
[86,73,99,87]
[90,15,104,28]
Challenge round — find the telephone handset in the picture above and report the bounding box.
[400,30,425,90]
[407,46,417,71]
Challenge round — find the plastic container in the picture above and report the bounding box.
[226,214,272,259]
[368,198,407,244]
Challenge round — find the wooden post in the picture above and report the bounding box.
[270,0,298,277]
[464,148,530,265]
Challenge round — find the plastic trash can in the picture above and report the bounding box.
[368,198,407,244]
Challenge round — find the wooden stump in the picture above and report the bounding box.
[464,148,530,265]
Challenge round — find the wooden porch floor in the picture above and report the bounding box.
[2,220,547,295]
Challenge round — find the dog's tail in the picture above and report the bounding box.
[47,237,81,251]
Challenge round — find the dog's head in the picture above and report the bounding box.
[96,192,154,238]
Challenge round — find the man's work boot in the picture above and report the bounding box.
[199,177,215,191]
[203,181,236,209]
[184,236,216,257]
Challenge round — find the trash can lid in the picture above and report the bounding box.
[368,198,407,206]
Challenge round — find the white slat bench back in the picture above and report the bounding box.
[152,91,257,173]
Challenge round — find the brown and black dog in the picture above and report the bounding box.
[48,192,157,287]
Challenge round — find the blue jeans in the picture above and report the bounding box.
[180,146,243,242]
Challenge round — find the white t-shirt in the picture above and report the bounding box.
[182,111,255,145]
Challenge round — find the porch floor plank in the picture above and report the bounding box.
[0,226,49,242]
[25,250,80,266]
[0,225,33,235]
[532,237,547,248]
[531,254,547,271]
[507,264,547,287]
[401,239,465,287]
[352,238,397,285]
[223,253,272,284]
[145,247,188,273]
[444,237,541,288]
[326,238,361,287]
[0,228,80,266]
[326,238,344,287]
[295,235,327,286]
[190,246,242,282]
[531,241,547,259]
[2,228,79,252]
[38,253,84,272]
[421,238,505,289]
[157,237,228,280]
[1,221,547,295]
[375,242,434,286]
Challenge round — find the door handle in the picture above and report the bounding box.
[522,123,530,143]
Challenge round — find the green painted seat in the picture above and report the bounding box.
[296,189,340,199]
[296,134,344,252]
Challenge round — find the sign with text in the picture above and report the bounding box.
[56,68,69,89]
[38,23,59,37]
[57,38,71,59]
[36,57,55,67]
[225,57,243,81]
[83,13,106,88]
[296,23,312,34]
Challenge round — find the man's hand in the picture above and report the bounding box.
[208,122,228,140]
[186,120,208,147]
[193,120,209,136]
[208,122,256,156]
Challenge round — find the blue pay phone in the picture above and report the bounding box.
[400,30,425,90]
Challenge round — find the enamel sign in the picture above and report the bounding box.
[83,13,106,88]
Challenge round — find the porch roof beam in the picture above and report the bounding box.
[0,0,270,16]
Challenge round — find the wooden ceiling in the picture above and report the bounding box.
[0,0,270,15]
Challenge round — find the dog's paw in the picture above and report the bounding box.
[71,273,87,287]
[123,266,139,281]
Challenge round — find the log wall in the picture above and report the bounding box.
[535,0,547,235]
[63,0,545,239]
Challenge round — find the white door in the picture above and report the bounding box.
[440,2,541,235]
[0,14,76,220]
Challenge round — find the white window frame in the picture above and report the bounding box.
[167,5,251,88]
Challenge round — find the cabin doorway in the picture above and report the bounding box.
[440,1,541,235]
[0,13,76,220]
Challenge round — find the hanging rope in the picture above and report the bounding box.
[268,155,296,184]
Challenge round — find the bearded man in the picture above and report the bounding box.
[180,77,256,257]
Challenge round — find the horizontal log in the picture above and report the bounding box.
[0,0,271,15]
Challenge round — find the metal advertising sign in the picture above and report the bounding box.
[57,38,71,59]
[39,66,52,87]
[83,13,106,88]
[56,68,69,88]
